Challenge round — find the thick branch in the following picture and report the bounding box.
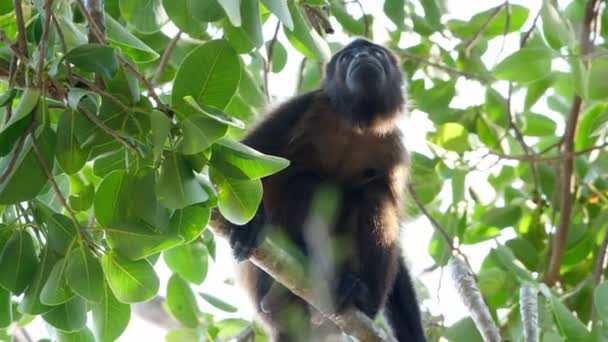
[209,211,395,342]
[545,0,600,285]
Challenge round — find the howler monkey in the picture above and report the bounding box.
[226,38,426,342]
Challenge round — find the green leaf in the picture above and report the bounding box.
[493,48,554,83]
[218,0,241,26]
[0,230,38,294]
[519,113,557,137]
[42,297,87,332]
[65,245,104,303]
[64,44,119,79]
[41,257,75,305]
[92,283,131,342]
[163,241,208,284]
[541,1,573,49]
[56,327,95,342]
[223,0,262,53]
[267,40,288,73]
[95,169,170,231]
[172,40,241,115]
[93,149,126,178]
[283,2,331,62]
[105,15,160,63]
[180,115,229,155]
[199,292,237,312]
[595,282,608,323]
[168,205,210,243]
[119,0,168,33]
[443,318,484,342]
[56,110,88,174]
[166,274,199,327]
[210,138,290,179]
[102,252,159,303]
[540,284,593,342]
[166,328,204,342]
[576,104,608,150]
[588,58,608,100]
[212,170,263,225]
[480,205,522,228]
[215,319,251,339]
[183,96,245,129]
[162,0,206,36]
[0,88,39,156]
[157,152,209,209]
[0,129,56,205]
[46,214,76,255]
[261,0,293,30]
[431,123,470,154]
[18,248,57,315]
[0,288,11,328]
[447,4,529,39]
[384,0,405,29]
[70,183,95,212]
[105,224,183,260]
[150,109,171,161]
[189,0,225,22]
[525,76,555,110]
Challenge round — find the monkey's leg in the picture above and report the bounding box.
[385,259,426,342]
[331,180,401,318]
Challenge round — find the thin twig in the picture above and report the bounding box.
[593,229,608,284]
[407,183,476,276]
[0,30,32,66]
[545,0,601,286]
[30,133,80,233]
[0,135,27,184]
[399,50,487,81]
[13,0,29,59]
[296,58,308,92]
[351,0,370,38]
[76,0,166,111]
[5,55,17,122]
[490,141,608,162]
[263,21,281,100]
[36,0,54,87]
[521,10,542,47]
[152,31,182,86]
[78,104,140,155]
[51,12,74,80]
[463,2,507,56]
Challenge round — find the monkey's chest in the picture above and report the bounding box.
[299,129,390,183]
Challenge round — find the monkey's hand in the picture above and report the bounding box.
[229,208,267,261]
[334,272,374,316]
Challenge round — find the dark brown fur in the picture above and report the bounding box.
[228,39,426,342]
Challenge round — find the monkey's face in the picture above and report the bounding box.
[323,39,404,127]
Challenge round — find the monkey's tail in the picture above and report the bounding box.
[384,260,427,342]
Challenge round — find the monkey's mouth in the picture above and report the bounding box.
[349,59,384,76]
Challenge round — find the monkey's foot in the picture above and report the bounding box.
[229,210,266,261]
[333,272,373,315]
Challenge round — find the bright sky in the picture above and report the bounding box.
[21,1,563,341]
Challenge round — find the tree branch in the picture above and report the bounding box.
[151,31,182,87]
[593,229,608,284]
[544,0,601,286]
[209,211,396,342]
[407,183,476,276]
[263,21,281,101]
[13,0,29,59]
[36,0,54,87]
[490,140,608,162]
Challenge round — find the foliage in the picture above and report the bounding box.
[0,0,607,341]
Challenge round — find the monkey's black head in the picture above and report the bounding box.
[323,38,404,129]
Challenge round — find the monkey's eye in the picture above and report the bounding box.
[341,52,353,61]
[372,49,384,58]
